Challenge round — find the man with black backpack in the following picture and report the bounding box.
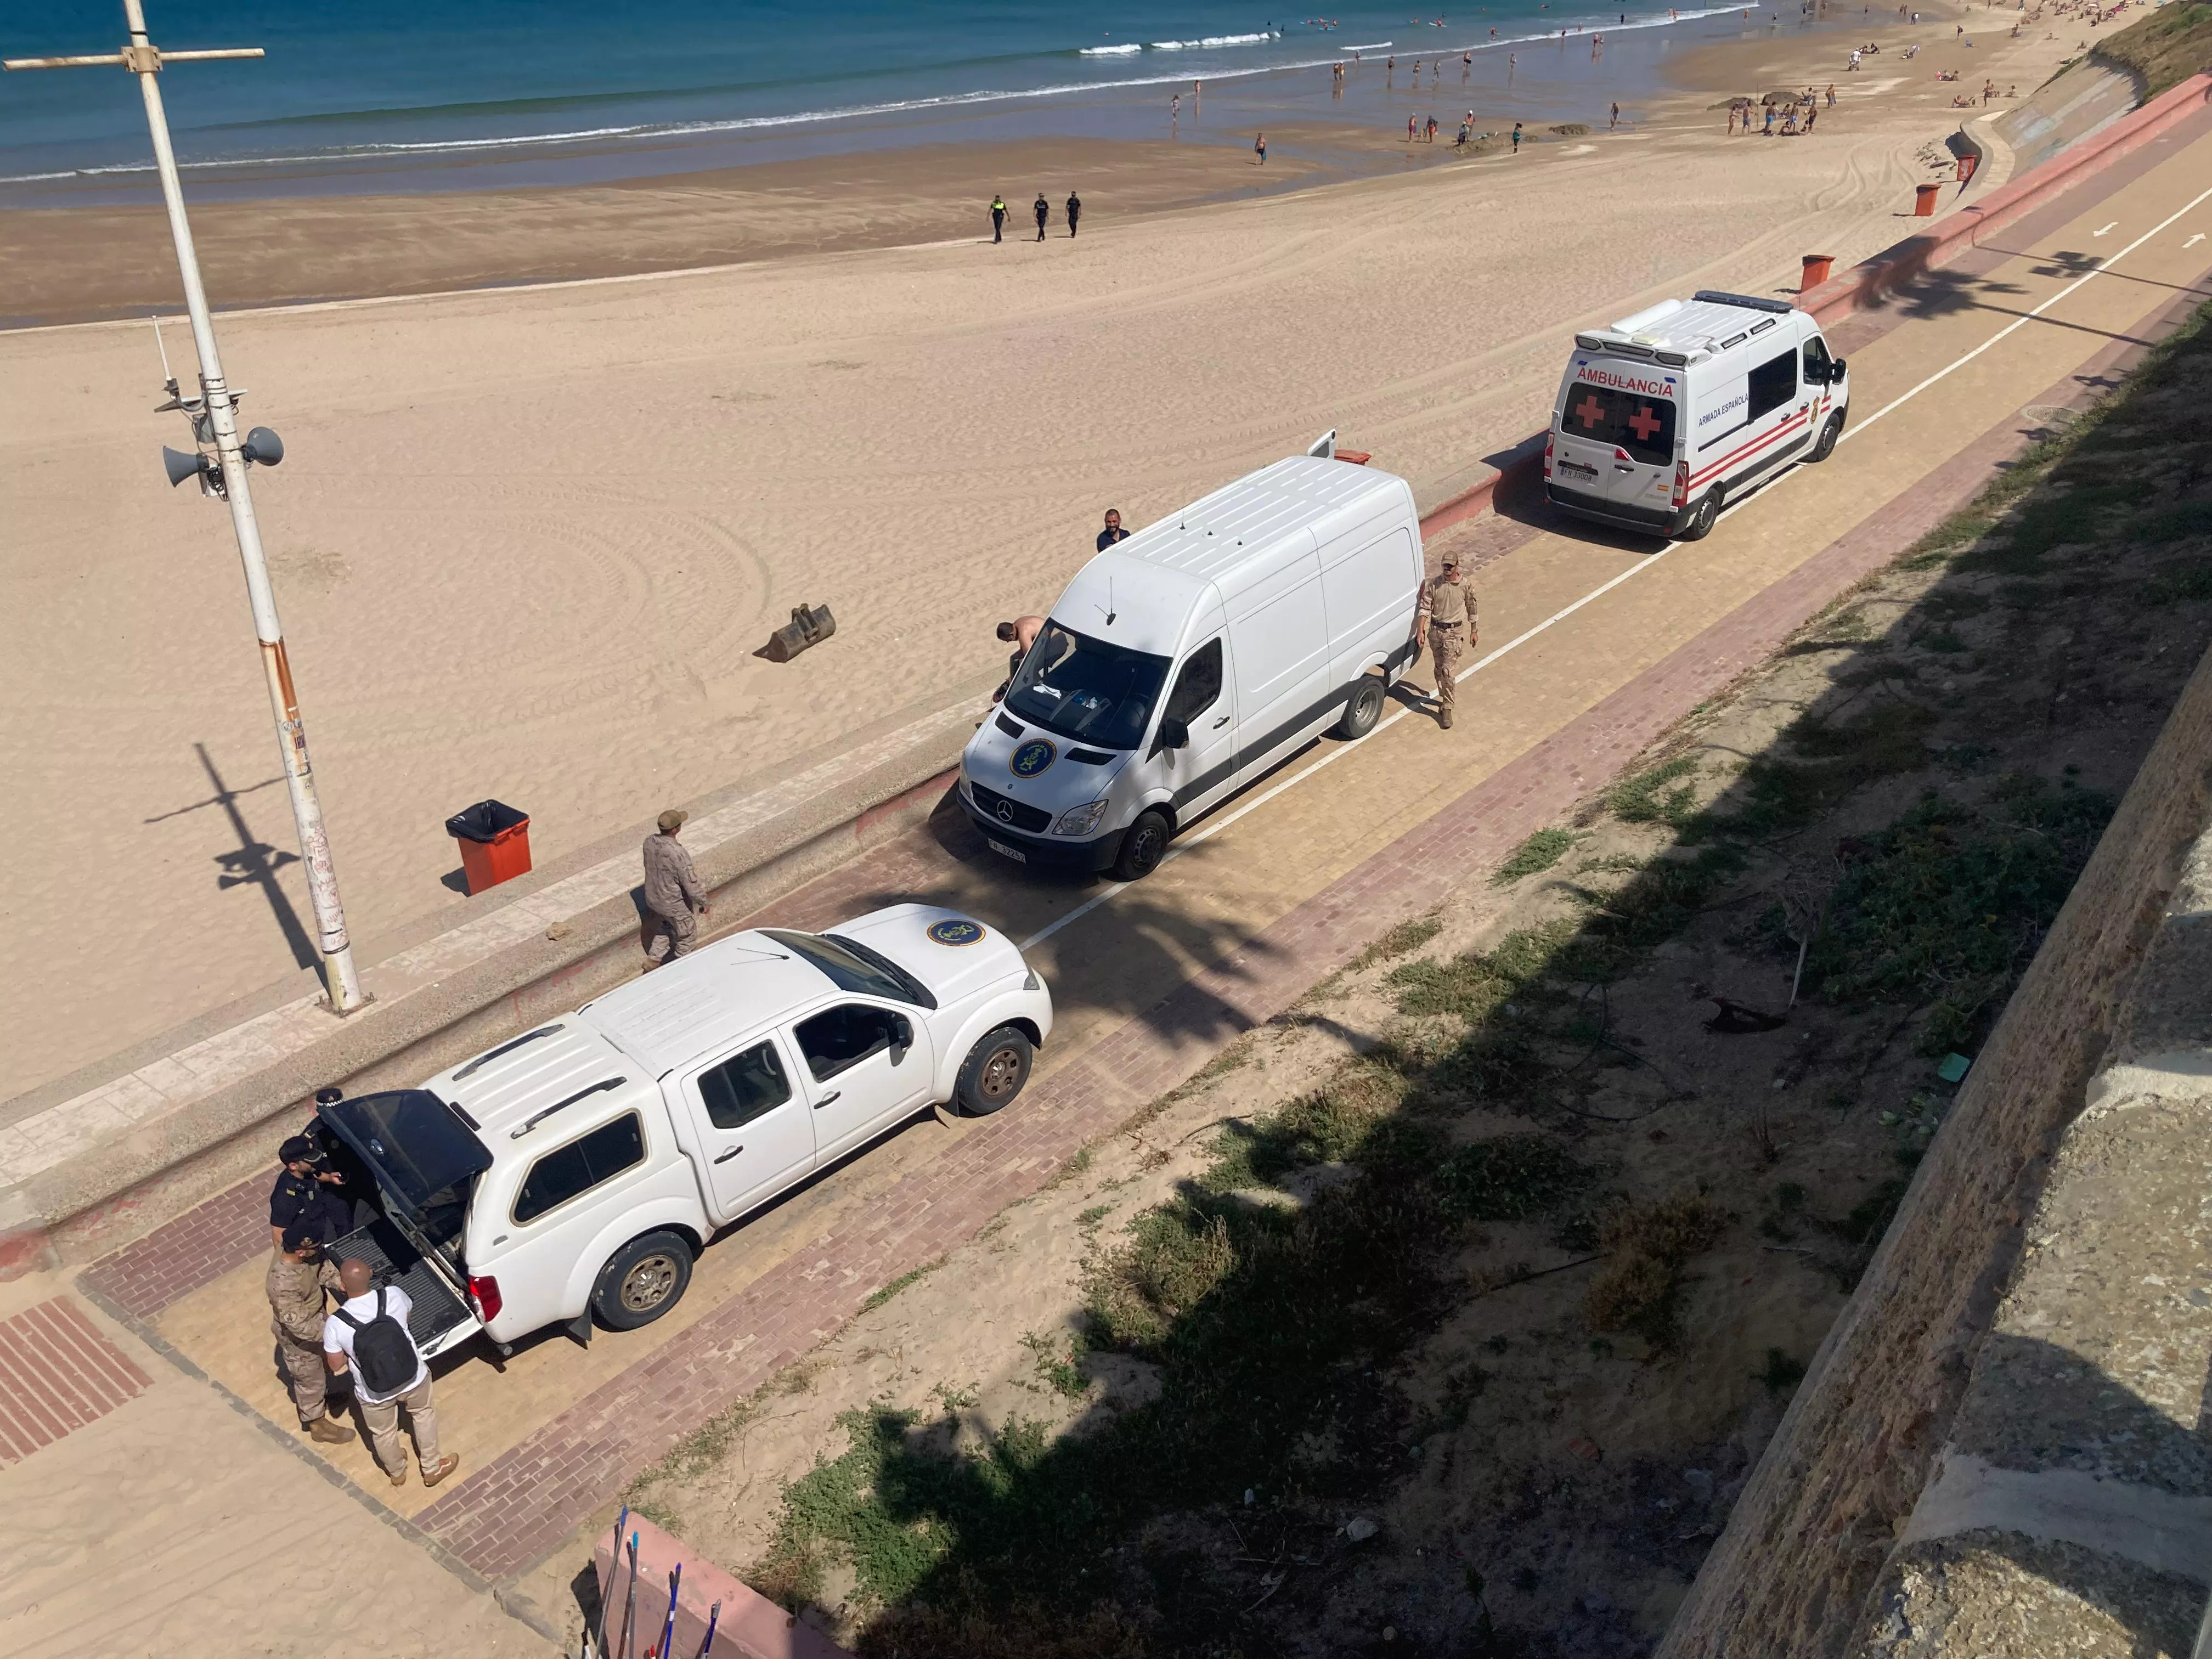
[323,1256,460,1489]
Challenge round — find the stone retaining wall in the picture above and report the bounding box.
[1658,644,2212,1657]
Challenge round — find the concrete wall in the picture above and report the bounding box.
[1996,59,2145,178]
[592,1513,852,1659]
[1657,641,2212,1658]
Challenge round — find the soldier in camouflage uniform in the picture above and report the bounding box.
[1414,554,1478,729]
[267,1223,356,1443]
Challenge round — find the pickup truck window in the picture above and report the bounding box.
[764,929,932,1008]
[514,1111,646,1225]
[698,1041,792,1130]
[794,1004,903,1082]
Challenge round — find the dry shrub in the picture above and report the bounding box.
[1584,1192,1728,1351]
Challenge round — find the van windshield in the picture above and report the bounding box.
[1005,622,1170,751]
[1559,380,1679,467]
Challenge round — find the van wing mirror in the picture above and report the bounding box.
[1828,357,1847,382]
[1159,717,1190,751]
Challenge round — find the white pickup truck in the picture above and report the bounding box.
[313,906,1052,1356]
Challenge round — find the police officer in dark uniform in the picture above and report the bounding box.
[269,1132,354,1252]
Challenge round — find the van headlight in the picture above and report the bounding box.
[1053,799,1109,837]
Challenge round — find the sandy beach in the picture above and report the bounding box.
[0,4,2076,1100]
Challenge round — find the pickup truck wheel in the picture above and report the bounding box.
[954,1025,1034,1116]
[1111,809,1171,882]
[591,1231,693,1331]
[1335,674,1386,741]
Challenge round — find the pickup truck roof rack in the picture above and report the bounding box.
[453,1022,565,1081]
[1691,289,1795,315]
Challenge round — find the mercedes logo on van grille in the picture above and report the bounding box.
[995,800,1014,822]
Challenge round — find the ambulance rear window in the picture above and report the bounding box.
[1560,383,1677,466]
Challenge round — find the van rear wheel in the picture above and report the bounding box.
[1676,489,1722,542]
[1111,809,1172,882]
[591,1231,693,1331]
[1336,675,1386,741]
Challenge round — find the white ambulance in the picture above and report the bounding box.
[1544,290,1849,541]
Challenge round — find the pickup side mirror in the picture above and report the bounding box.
[890,1014,914,1053]
[1159,716,1190,751]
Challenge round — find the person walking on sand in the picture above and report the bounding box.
[1255,131,1268,163]
[642,809,707,964]
[324,1257,460,1490]
[1511,120,1523,152]
[1414,555,1477,729]
[989,194,1007,242]
[269,1224,355,1446]
[1066,190,1082,235]
[1610,100,1620,127]
[1034,192,1050,240]
[1172,92,1181,120]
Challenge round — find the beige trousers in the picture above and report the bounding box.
[274,1328,333,1425]
[647,905,698,962]
[360,1376,439,1477]
[1429,626,1466,709]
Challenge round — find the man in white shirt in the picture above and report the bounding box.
[323,1256,460,1488]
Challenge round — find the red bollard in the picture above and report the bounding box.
[1801,253,1836,290]
[1914,182,1942,216]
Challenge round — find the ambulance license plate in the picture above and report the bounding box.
[987,838,1028,864]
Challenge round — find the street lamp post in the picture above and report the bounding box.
[8,0,365,1013]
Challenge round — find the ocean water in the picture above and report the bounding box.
[0,1,1777,202]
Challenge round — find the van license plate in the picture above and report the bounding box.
[987,838,1028,864]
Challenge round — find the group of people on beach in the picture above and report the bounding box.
[989,191,1082,243]
[1728,84,1834,137]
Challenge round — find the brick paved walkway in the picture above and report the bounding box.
[0,1296,150,1465]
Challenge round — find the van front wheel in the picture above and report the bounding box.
[1111,809,1172,882]
[1676,489,1722,542]
[955,1026,1034,1116]
[1336,675,1386,741]
[591,1231,693,1331]
[1809,411,1844,462]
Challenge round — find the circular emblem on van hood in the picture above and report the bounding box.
[926,918,985,947]
[1009,737,1057,778]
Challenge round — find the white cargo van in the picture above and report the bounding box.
[960,453,1425,881]
[311,906,1051,1356]
[1545,290,1850,541]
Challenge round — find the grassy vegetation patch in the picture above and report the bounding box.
[1805,776,2113,1053]
[1583,1193,1729,1351]
[1491,827,1580,885]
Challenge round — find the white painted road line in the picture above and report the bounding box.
[1019,182,2212,953]
[2094,221,2119,237]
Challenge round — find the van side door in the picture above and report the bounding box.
[1227,547,1330,775]
[679,1035,817,1222]
[1154,628,1238,814]
[788,1001,937,1165]
[1319,523,1421,684]
[1729,320,1809,486]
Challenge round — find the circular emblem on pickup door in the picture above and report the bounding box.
[1009,737,1057,777]
[926,918,985,947]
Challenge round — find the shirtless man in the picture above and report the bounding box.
[994,614,1047,701]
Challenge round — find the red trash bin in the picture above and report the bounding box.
[445,799,532,895]
[1801,253,1835,290]
[1914,182,1942,217]
[1956,152,1979,184]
